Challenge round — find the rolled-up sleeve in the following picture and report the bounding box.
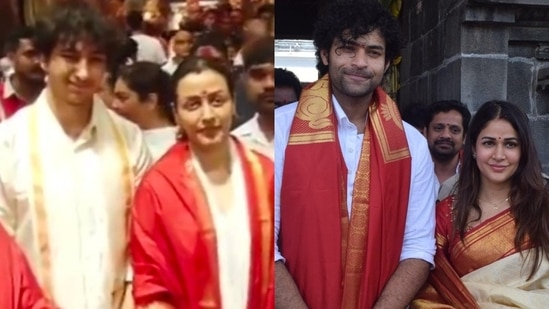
[399,124,437,266]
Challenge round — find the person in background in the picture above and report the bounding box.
[0,26,45,121]
[191,33,230,66]
[127,10,167,64]
[202,8,218,33]
[424,100,471,201]
[274,68,301,108]
[232,18,268,67]
[131,57,273,309]
[232,36,274,159]
[112,61,177,161]
[99,36,138,108]
[230,8,245,30]
[275,1,437,308]
[412,100,549,308]
[162,28,194,75]
[0,2,151,308]
[255,3,274,36]
[180,2,204,35]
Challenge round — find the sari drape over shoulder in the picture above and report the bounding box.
[412,197,549,308]
[131,138,274,309]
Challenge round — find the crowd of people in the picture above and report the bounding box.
[0,1,273,308]
[1,0,549,308]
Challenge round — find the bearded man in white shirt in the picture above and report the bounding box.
[0,2,151,309]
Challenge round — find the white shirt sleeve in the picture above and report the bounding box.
[274,104,296,262]
[274,106,437,266]
[0,122,16,235]
[399,123,437,265]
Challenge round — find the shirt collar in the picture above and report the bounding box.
[331,95,348,124]
[3,74,17,99]
[332,94,365,133]
[234,113,272,146]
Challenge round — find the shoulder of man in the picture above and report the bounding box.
[105,108,143,146]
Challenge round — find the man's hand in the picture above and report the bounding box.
[275,261,308,309]
[373,258,430,309]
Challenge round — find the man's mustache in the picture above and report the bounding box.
[342,69,373,78]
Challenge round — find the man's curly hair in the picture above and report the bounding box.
[313,0,402,76]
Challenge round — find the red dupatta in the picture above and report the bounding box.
[279,74,412,308]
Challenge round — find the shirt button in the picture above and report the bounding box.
[349,148,354,153]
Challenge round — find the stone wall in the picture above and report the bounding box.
[400,0,549,172]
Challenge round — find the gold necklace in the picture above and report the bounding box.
[479,197,510,210]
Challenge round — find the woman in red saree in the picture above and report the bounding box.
[130,57,273,309]
[412,100,549,308]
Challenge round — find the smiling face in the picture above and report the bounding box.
[425,110,466,163]
[174,69,234,151]
[474,119,521,187]
[320,28,390,103]
[43,40,107,106]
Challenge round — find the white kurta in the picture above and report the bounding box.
[232,113,273,160]
[0,90,151,309]
[192,140,251,309]
[142,126,177,162]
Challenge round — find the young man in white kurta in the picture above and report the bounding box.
[0,90,150,309]
[0,2,151,309]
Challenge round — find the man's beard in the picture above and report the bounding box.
[429,143,459,163]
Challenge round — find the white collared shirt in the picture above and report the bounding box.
[161,58,180,75]
[142,126,177,162]
[0,90,151,309]
[131,33,167,64]
[274,96,438,265]
[232,113,273,159]
[2,72,16,99]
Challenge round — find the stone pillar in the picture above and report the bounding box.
[400,0,549,172]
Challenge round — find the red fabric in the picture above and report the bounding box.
[0,224,54,309]
[0,82,27,120]
[280,77,412,308]
[131,139,274,309]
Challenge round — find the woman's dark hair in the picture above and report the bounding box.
[172,56,235,102]
[117,61,175,124]
[34,1,123,68]
[454,100,549,279]
[312,0,401,76]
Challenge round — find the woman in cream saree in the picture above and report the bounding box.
[412,101,549,309]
